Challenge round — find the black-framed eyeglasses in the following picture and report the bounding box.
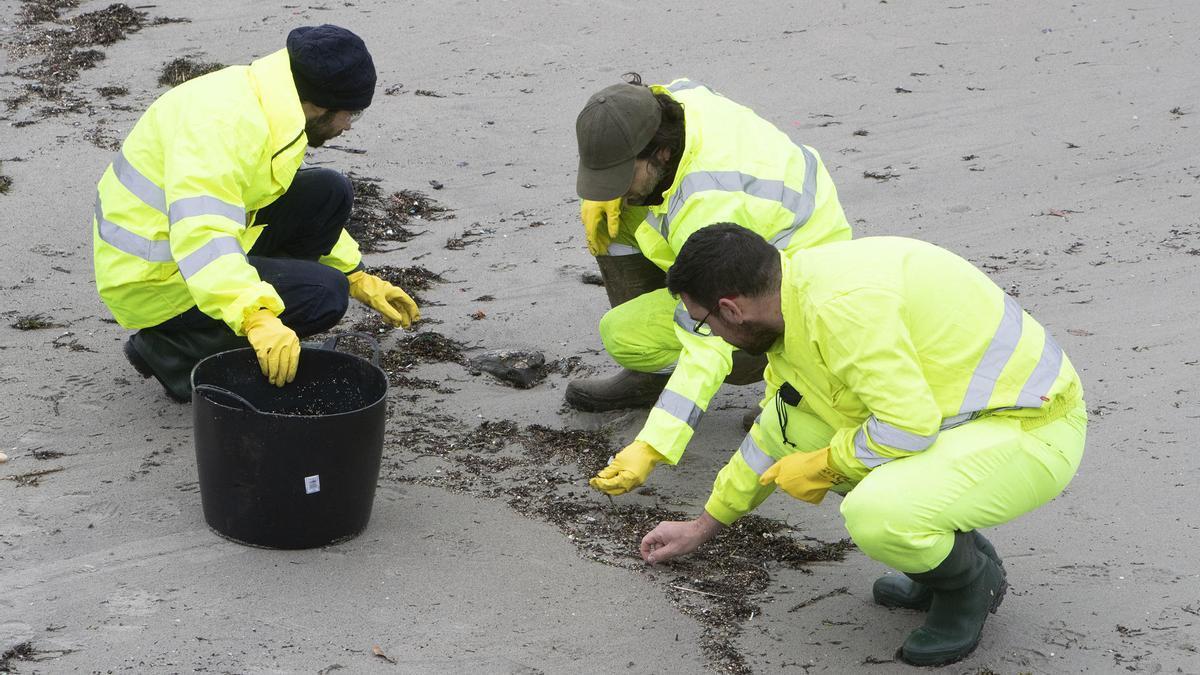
[692,307,715,336]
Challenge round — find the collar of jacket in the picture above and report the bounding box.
[247,48,307,156]
[775,250,801,356]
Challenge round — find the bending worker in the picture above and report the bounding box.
[638,224,1086,666]
[571,74,850,495]
[93,25,418,402]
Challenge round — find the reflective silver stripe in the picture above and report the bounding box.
[168,195,246,226]
[739,433,775,476]
[1016,332,1064,407]
[673,300,712,336]
[643,209,667,238]
[673,301,693,331]
[853,428,891,468]
[866,416,936,452]
[666,79,706,93]
[654,389,703,430]
[662,154,818,252]
[768,145,819,249]
[605,243,640,256]
[857,411,985,468]
[177,236,244,279]
[652,364,677,375]
[959,294,1023,414]
[94,196,172,262]
[940,411,977,431]
[111,150,166,214]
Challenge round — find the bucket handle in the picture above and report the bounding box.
[320,332,383,367]
[194,384,263,413]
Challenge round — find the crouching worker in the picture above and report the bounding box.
[572,75,850,496]
[638,224,1086,666]
[92,25,418,402]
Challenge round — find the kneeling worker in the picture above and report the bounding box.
[93,25,418,402]
[639,224,1086,665]
[572,75,851,496]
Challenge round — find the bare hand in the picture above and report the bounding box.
[639,512,725,565]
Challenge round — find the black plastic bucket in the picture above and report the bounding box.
[191,333,387,549]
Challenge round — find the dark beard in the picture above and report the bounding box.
[736,324,782,356]
[305,110,339,147]
[626,155,676,207]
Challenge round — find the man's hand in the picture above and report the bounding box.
[348,270,420,328]
[758,447,848,505]
[589,440,664,495]
[640,512,725,564]
[580,198,622,256]
[243,308,300,387]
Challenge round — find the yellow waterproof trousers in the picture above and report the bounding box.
[597,204,684,372]
[598,287,682,374]
[751,397,1087,574]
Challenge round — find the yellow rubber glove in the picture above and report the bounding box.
[243,308,300,388]
[589,440,665,496]
[758,447,848,505]
[580,198,622,256]
[348,270,420,328]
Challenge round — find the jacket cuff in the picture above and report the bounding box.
[635,413,691,465]
[227,283,285,335]
[703,496,745,527]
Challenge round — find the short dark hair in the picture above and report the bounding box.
[666,223,781,308]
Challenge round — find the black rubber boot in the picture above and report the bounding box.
[594,254,665,308]
[564,369,670,412]
[569,257,764,413]
[873,530,1004,610]
[126,327,246,403]
[564,350,767,414]
[898,531,1009,666]
[567,254,669,412]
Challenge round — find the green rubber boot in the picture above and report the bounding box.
[873,530,1003,610]
[898,531,1008,666]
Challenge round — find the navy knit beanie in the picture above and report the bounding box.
[286,25,376,110]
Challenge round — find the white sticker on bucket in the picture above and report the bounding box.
[304,475,321,494]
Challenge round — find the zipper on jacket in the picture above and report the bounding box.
[272,129,305,160]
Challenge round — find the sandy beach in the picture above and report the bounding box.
[1,1,1198,672]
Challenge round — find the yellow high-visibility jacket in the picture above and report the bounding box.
[92,48,362,334]
[705,237,1085,524]
[629,79,852,464]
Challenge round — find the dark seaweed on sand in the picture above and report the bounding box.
[346,175,452,252]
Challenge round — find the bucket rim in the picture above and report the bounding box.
[190,345,389,418]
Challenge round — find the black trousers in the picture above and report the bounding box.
[155,167,354,335]
[131,168,355,400]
